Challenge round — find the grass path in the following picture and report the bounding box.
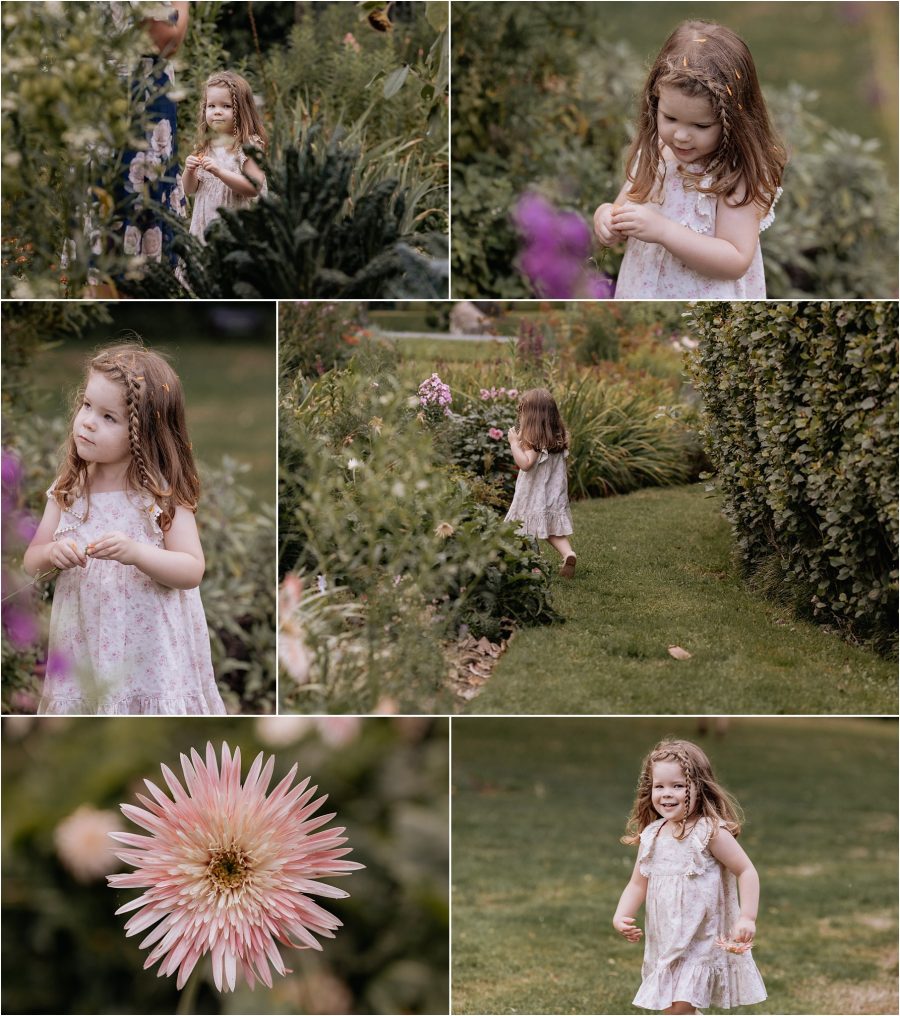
[463,485,896,715]
[451,717,899,1015]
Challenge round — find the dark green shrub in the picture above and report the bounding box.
[689,302,898,655]
[119,130,448,299]
[440,392,519,501]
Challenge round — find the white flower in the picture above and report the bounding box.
[255,717,315,747]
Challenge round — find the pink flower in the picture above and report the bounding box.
[488,428,504,440]
[108,742,364,993]
[55,805,124,882]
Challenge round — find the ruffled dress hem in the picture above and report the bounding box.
[37,692,227,716]
[507,508,574,540]
[633,954,768,1010]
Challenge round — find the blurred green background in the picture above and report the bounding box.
[20,303,276,506]
[452,717,898,1015]
[1,716,449,1015]
[596,1,898,172]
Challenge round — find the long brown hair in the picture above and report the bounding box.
[194,70,268,157]
[53,340,200,530]
[621,739,744,844]
[515,388,568,454]
[625,21,785,210]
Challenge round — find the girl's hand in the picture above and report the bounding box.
[613,916,643,943]
[732,915,756,944]
[184,154,202,171]
[610,202,669,244]
[507,426,519,445]
[198,155,220,177]
[48,540,87,570]
[593,203,624,246]
[87,531,139,567]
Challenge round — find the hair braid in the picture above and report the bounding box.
[121,364,151,494]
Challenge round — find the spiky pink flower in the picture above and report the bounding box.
[108,742,363,993]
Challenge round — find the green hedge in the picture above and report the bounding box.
[689,302,898,655]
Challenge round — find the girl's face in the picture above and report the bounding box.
[656,84,722,164]
[205,85,234,135]
[651,759,691,822]
[74,371,131,468]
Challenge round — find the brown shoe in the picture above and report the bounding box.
[559,554,577,578]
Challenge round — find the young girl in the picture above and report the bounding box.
[505,388,576,577]
[614,739,767,1014]
[594,21,785,299]
[24,342,226,716]
[184,71,268,243]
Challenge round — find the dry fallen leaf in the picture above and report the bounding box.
[667,645,693,661]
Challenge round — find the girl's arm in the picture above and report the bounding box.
[198,154,265,199]
[610,190,762,281]
[24,498,88,575]
[87,505,205,590]
[708,827,760,943]
[143,1,189,57]
[613,854,648,943]
[507,428,540,471]
[183,155,201,196]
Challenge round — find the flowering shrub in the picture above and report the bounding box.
[417,372,453,417]
[279,330,559,710]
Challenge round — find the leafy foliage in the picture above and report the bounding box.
[689,302,898,655]
[2,1,448,298]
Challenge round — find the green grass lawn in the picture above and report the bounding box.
[25,330,275,507]
[464,485,896,715]
[451,717,899,1015]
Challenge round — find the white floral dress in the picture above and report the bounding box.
[634,817,767,1011]
[38,487,226,716]
[189,139,267,243]
[505,449,573,540]
[615,158,780,299]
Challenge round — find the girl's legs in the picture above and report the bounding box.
[547,535,574,559]
[546,535,576,577]
[663,1004,697,1015]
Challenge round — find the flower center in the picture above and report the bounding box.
[206,848,251,890]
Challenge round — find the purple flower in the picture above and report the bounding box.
[3,604,39,648]
[417,373,452,415]
[513,192,614,300]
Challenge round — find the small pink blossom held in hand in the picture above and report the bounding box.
[108,742,364,993]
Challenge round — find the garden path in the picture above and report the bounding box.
[462,484,897,715]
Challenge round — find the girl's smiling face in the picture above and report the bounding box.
[74,372,130,468]
[651,759,691,822]
[205,84,234,134]
[656,84,722,165]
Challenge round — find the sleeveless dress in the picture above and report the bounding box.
[634,817,767,1011]
[614,158,780,299]
[38,487,226,716]
[189,138,267,243]
[504,449,573,539]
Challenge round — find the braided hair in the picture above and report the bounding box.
[625,21,785,212]
[194,70,268,158]
[54,339,200,530]
[621,738,744,845]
